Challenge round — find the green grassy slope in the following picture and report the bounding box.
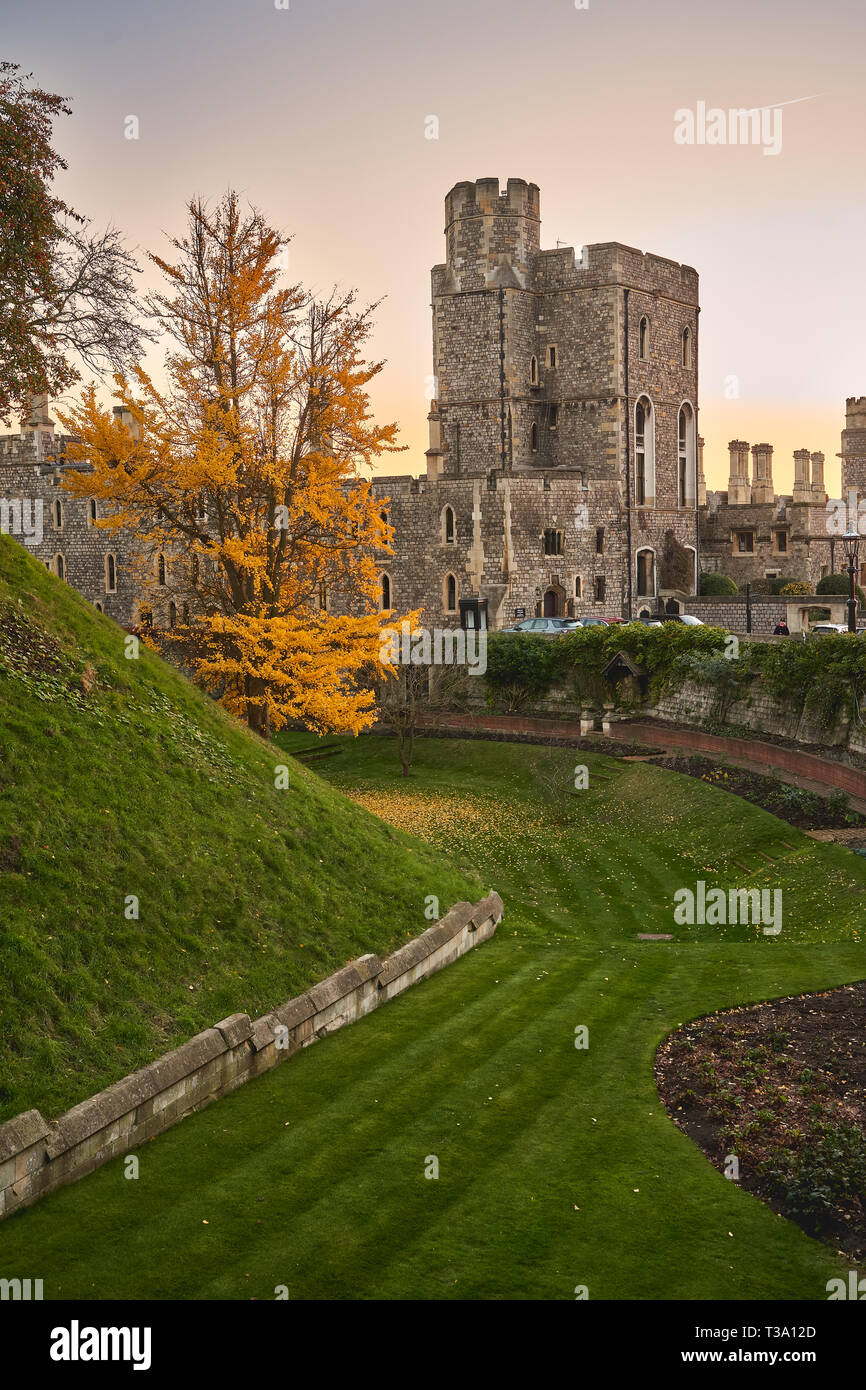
[2,734,864,1299]
[0,535,481,1122]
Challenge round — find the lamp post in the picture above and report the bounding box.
[842,531,860,633]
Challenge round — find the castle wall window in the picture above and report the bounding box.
[530,422,539,454]
[319,581,328,611]
[681,327,693,368]
[380,508,389,527]
[639,317,650,360]
[53,499,63,530]
[54,554,66,581]
[105,553,117,593]
[157,553,167,586]
[380,572,391,611]
[138,605,153,628]
[547,345,557,370]
[595,527,605,555]
[182,602,190,625]
[444,572,457,612]
[543,528,563,556]
[168,601,177,628]
[574,576,582,599]
[594,575,606,603]
[636,549,655,598]
[678,403,696,508]
[530,356,538,386]
[634,397,655,506]
[88,498,98,526]
[774,530,788,554]
[548,405,558,430]
[735,531,755,554]
[442,505,455,544]
[94,601,103,613]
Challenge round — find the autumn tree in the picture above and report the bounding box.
[61,192,405,737]
[0,62,152,422]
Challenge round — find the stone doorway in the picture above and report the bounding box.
[543,585,565,617]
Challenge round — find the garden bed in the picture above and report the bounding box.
[649,753,866,831]
[656,984,866,1262]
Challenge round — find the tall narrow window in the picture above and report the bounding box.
[168,601,177,629]
[88,498,98,526]
[595,527,605,555]
[182,602,190,625]
[635,401,647,505]
[105,553,116,593]
[678,403,695,508]
[575,576,582,599]
[639,316,649,360]
[530,422,538,454]
[55,554,65,581]
[443,505,455,544]
[530,356,538,386]
[681,327,692,368]
[53,499,63,529]
[549,404,559,430]
[547,345,557,369]
[445,573,457,611]
[157,553,166,586]
[380,573,391,611]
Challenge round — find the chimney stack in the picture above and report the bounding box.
[727,440,750,505]
[793,448,812,503]
[750,442,774,505]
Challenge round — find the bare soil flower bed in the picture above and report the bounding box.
[656,983,866,1261]
[652,753,866,831]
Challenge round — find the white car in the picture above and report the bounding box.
[810,622,849,636]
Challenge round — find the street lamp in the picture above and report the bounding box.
[841,531,860,633]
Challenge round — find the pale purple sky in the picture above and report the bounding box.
[4,0,865,491]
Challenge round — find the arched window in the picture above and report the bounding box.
[94,601,103,613]
[574,576,582,599]
[380,573,391,611]
[88,498,98,526]
[444,573,457,612]
[530,355,538,386]
[380,508,389,527]
[639,316,650,360]
[105,553,117,593]
[53,499,63,529]
[168,601,177,628]
[681,326,693,368]
[443,505,455,544]
[634,396,655,506]
[636,548,656,598]
[54,554,65,581]
[530,422,539,454]
[157,553,166,586]
[678,403,696,508]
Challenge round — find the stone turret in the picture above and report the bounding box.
[810,451,826,501]
[750,442,774,505]
[21,394,56,460]
[839,396,866,502]
[443,178,540,293]
[727,440,750,505]
[425,400,444,480]
[793,448,812,503]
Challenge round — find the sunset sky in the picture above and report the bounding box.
[4,0,865,493]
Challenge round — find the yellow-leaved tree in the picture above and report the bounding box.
[61,192,405,736]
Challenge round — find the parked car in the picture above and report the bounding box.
[638,612,704,627]
[578,617,610,627]
[504,617,573,636]
[810,622,850,635]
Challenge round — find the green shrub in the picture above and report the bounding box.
[779,581,813,596]
[768,576,803,595]
[815,573,865,604]
[699,572,738,596]
[483,632,569,711]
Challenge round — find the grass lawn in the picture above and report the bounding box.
[1,730,864,1299]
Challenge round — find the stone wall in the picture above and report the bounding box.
[0,892,503,1221]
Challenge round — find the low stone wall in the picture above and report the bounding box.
[0,892,503,1221]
